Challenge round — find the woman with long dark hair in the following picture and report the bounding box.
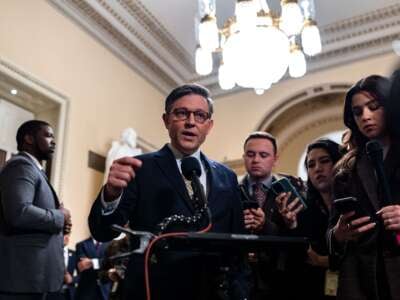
[328,75,400,300]
[276,138,342,299]
[303,139,343,299]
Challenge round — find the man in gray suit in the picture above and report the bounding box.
[0,120,71,300]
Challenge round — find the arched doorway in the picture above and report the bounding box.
[258,83,351,176]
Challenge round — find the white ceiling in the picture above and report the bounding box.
[51,0,400,96]
[143,0,400,54]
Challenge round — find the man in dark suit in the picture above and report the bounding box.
[0,120,71,300]
[89,84,248,300]
[74,237,110,300]
[239,132,305,300]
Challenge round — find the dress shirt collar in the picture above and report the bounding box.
[64,246,69,267]
[248,174,273,190]
[167,143,207,195]
[167,143,201,161]
[20,151,43,170]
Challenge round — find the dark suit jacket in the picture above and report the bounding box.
[0,153,64,293]
[75,238,111,300]
[328,142,400,300]
[89,145,246,300]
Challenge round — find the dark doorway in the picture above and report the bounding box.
[0,149,6,168]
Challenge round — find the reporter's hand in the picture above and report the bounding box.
[306,246,328,267]
[77,257,93,272]
[107,268,121,282]
[333,211,376,243]
[275,192,303,229]
[377,205,400,231]
[243,208,265,232]
[104,157,142,201]
[60,205,72,233]
[64,271,73,284]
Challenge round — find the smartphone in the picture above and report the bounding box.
[271,177,307,210]
[239,185,260,210]
[242,201,259,210]
[333,197,359,214]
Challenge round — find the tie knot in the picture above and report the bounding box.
[253,182,266,207]
[253,182,263,190]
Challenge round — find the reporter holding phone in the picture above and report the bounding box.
[276,139,343,300]
[328,75,400,300]
[239,132,306,300]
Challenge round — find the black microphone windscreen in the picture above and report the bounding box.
[181,157,202,180]
[366,140,383,163]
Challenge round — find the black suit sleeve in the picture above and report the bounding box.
[89,178,137,242]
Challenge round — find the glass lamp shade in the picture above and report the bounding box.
[195,47,213,75]
[198,16,219,51]
[222,32,240,84]
[289,48,306,78]
[222,25,289,88]
[299,0,315,19]
[280,2,304,36]
[264,26,290,83]
[301,22,321,56]
[235,0,257,31]
[218,63,235,90]
[254,88,265,95]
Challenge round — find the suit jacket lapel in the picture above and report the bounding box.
[84,239,97,258]
[19,153,60,208]
[357,153,380,210]
[202,154,216,203]
[41,173,60,208]
[68,250,75,274]
[154,145,195,213]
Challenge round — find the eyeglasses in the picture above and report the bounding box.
[352,99,382,117]
[169,108,211,124]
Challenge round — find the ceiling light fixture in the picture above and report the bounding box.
[10,89,18,95]
[195,0,322,94]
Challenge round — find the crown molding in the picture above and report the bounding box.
[49,0,180,94]
[49,1,400,97]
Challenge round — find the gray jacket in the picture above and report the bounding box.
[0,153,64,293]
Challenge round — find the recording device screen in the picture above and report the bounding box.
[242,201,259,210]
[271,177,307,210]
[239,185,260,210]
[333,197,360,214]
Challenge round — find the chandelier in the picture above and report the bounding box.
[195,0,322,95]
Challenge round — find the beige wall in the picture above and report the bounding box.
[0,0,167,245]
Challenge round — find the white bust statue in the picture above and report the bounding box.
[104,128,142,183]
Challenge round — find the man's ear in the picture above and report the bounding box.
[162,113,169,129]
[205,119,214,135]
[24,134,34,146]
[273,153,279,168]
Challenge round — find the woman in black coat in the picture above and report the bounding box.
[275,138,342,300]
[328,75,400,300]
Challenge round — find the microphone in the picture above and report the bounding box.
[181,156,202,180]
[366,140,392,205]
[181,157,207,209]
